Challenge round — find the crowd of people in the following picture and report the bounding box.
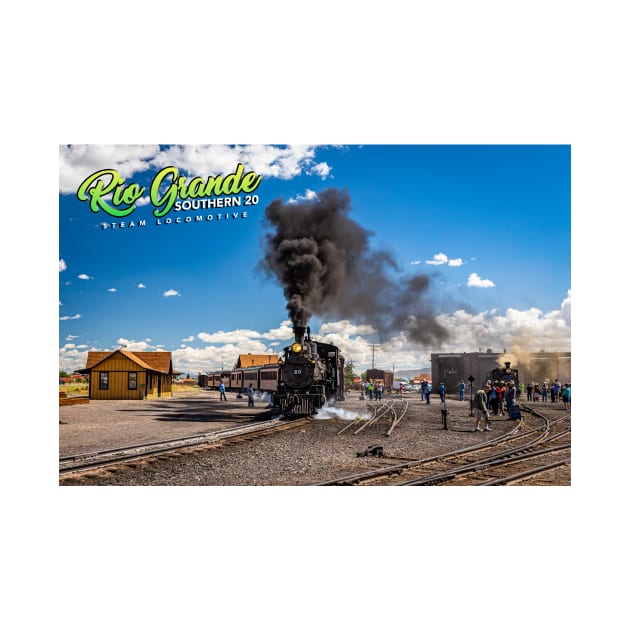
[471,378,571,431]
[363,380,385,400]
[525,380,571,408]
[217,374,571,421]
[470,379,519,431]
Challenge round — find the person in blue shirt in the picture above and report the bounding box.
[458,380,466,401]
[219,380,227,401]
[561,383,571,410]
[438,382,446,403]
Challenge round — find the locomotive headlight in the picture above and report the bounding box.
[291,342,303,353]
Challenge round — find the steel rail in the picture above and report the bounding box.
[59,419,287,465]
[60,417,310,476]
[353,400,395,434]
[395,443,571,486]
[385,399,409,436]
[474,457,571,486]
[313,421,527,486]
[315,407,567,486]
[336,404,377,435]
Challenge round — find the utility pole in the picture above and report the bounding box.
[369,344,380,369]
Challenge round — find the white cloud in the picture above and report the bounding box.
[425,252,465,267]
[197,329,262,344]
[150,144,331,182]
[163,289,180,297]
[59,343,92,372]
[60,314,81,320]
[309,162,332,178]
[319,320,376,336]
[426,252,449,265]
[260,321,295,340]
[107,288,117,292]
[59,259,67,272]
[287,188,318,204]
[57,293,571,380]
[138,283,146,288]
[410,260,422,265]
[559,289,571,326]
[77,274,93,280]
[467,272,495,288]
[59,144,333,195]
[59,144,160,194]
[435,293,571,355]
[116,338,152,351]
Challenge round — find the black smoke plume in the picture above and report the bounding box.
[259,188,448,345]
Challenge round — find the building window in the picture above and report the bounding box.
[99,372,109,390]
[128,372,137,390]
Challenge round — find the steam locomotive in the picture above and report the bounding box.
[276,325,345,416]
[199,325,344,417]
[488,361,519,387]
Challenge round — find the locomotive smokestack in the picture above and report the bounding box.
[293,325,306,346]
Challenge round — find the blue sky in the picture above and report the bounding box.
[59,144,570,376]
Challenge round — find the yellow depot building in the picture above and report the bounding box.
[81,350,173,400]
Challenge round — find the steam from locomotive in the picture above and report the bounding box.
[259,187,448,344]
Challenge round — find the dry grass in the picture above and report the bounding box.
[172,383,201,393]
[59,383,89,397]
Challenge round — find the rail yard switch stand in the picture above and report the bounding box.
[468,375,476,417]
[441,405,448,430]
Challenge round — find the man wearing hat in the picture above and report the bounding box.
[505,380,518,411]
[473,383,491,432]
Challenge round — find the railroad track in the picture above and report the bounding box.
[59,417,311,479]
[336,398,409,436]
[315,406,570,486]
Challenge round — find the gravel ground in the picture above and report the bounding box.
[59,389,571,486]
